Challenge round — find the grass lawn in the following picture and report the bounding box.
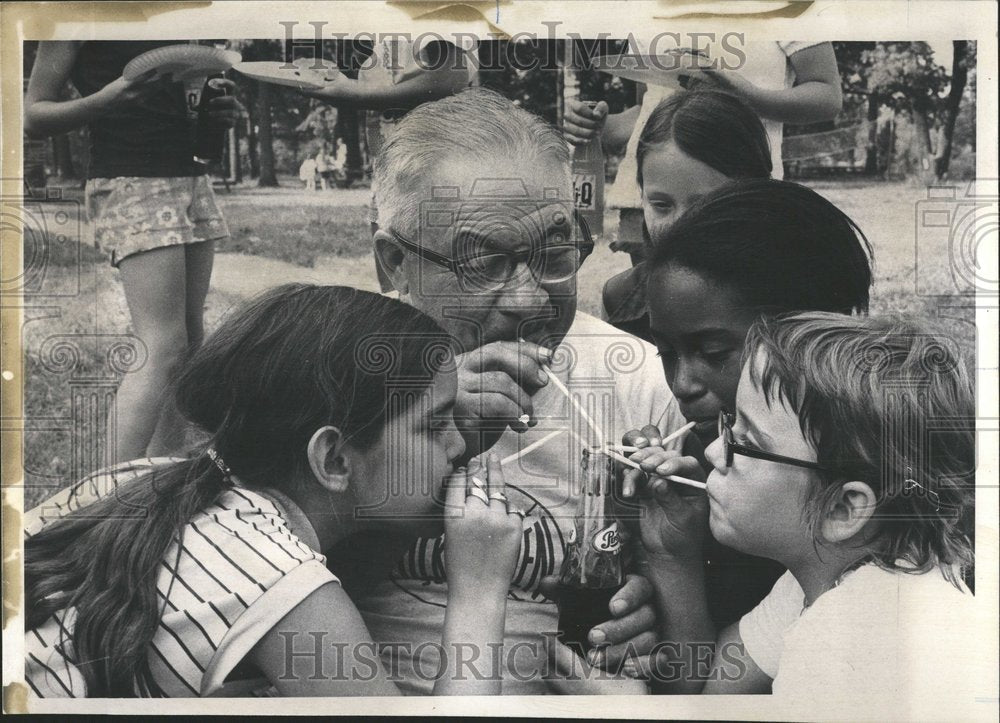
[15,179,977,509]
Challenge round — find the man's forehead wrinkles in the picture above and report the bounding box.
[453,202,570,226]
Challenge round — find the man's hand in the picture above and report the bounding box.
[562,99,609,146]
[454,340,551,460]
[540,573,658,669]
[544,636,648,695]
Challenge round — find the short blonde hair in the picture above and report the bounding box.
[373,88,570,234]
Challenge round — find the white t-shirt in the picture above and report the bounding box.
[739,563,982,702]
[607,40,823,210]
[354,311,684,694]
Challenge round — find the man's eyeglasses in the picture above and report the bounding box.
[387,211,595,294]
[717,410,828,472]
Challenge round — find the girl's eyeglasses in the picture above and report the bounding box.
[387,211,594,295]
[717,410,828,471]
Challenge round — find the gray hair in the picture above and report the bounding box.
[373,88,571,233]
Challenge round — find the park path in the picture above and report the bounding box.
[210,251,383,298]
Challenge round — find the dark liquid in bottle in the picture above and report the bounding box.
[556,584,619,656]
[194,76,227,163]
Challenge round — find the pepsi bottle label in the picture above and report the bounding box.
[591,521,622,553]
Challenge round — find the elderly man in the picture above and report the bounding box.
[350,88,687,694]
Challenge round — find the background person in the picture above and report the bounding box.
[24,40,243,463]
[601,89,773,341]
[564,41,842,259]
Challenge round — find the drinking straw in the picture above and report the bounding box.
[662,420,697,446]
[499,430,564,467]
[544,366,606,445]
[580,458,591,584]
[600,449,707,490]
[597,422,695,455]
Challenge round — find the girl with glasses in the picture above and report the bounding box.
[621,178,874,629]
[551,313,977,704]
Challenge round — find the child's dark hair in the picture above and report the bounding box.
[745,312,974,586]
[647,179,873,315]
[24,284,455,696]
[636,89,773,188]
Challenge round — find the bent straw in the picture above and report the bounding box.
[600,449,707,491]
[499,429,565,467]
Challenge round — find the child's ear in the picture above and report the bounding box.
[307,426,351,493]
[820,480,878,543]
[373,230,409,296]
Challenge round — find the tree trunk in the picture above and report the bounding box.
[910,104,936,182]
[934,40,969,180]
[864,92,880,175]
[256,82,278,187]
[52,134,77,179]
[337,108,363,185]
[231,122,243,184]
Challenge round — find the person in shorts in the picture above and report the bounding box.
[25,40,244,463]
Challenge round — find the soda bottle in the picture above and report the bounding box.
[556,447,624,657]
[571,101,605,238]
[193,75,228,164]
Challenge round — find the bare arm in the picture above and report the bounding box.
[602,104,641,153]
[24,41,100,137]
[249,582,403,696]
[564,98,641,152]
[303,42,470,110]
[700,42,843,124]
[701,622,773,694]
[24,41,205,139]
[252,460,520,696]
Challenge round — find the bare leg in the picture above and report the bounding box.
[111,245,190,463]
[184,240,215,349]
[146,240,216,455]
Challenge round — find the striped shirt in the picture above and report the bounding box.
[24,458,338,697]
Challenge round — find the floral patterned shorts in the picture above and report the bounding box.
[85,176,230,267]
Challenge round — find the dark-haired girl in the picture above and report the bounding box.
[602,89,773,340]
[623,179,874,627]
[25,284,523,697]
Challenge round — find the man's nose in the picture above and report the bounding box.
[498,260,553,310]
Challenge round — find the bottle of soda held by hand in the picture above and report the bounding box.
[571,100,605,238]
[556,448,624,656]
[194,74,228,163]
